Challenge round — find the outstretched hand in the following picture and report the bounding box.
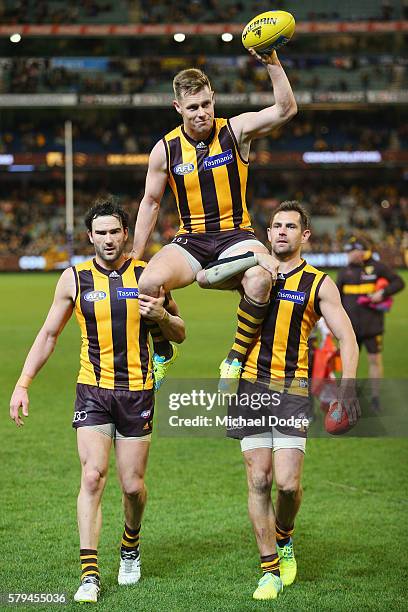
[248,48,280,66]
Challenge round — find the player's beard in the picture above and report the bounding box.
[272,241,297,259]
[94,242,125,265]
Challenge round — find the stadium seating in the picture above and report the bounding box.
[2,54,405,98]
[1,108,404,154]
[1,180,406,261]
[1,0,403,23]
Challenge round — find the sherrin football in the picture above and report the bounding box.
[324,401,352,436]
[242,10,295,54]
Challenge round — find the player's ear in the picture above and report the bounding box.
[88,230,94,245]
[173,99,182,115]
[267,227,271,243]
[301,229,311,244]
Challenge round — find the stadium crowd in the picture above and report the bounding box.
[1,183,407,263]
[1,0,405,24]
[1,55,406,96]
[1,111,406,155]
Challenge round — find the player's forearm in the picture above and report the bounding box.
[15,328,58,387]
[338,334,359,379]
[132,198,160,259]
[266,60,297,118]
[157,312,186,344]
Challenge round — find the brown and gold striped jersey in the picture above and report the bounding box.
[243,260,326,386]
[72,258,153,391]
[163,118,253,234]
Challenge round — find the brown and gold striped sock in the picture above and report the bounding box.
[276,521,294,547]
[145,321,172,359]
[80,548,99,582]
[261,553,280,577]
[121,524,140,557]
[227,294,269,363]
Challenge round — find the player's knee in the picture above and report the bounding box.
[242,266,272,300]
[196,269,209,288]
[82,468,104,495]
[138,271,161,297]
[248,468,272,496]
[276,478,302,499]
[122,477,145,499]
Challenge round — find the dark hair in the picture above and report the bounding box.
[270,200,310,231]
[85,195,129,232]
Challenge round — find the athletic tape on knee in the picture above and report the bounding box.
[204,251,258,285]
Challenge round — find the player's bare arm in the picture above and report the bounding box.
[131,140,168,259]
[318,275,361,423]
[318,276,359,378]
[229,50,297,158]
[138,288,186,344]
[10,267,76,427]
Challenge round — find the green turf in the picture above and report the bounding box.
[1,272,407,611]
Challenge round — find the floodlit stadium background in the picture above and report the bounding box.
[0,2,407,610]
[0,0,407,271]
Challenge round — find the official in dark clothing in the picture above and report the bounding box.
[337,237,405,410]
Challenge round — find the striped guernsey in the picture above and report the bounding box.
[163,118,253,234]
[72,258,153,391]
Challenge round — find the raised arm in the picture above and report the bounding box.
[229,50,297,157]
[131,140,168,259]
[9,267,76,426]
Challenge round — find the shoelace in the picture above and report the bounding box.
[82,576,100,587]
[121,550,139,571]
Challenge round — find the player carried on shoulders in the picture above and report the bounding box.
[132,39,298,384]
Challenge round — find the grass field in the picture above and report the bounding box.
[1,272,407,611]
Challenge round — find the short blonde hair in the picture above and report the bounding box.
[173,68,212,101]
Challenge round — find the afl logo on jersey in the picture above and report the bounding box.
[174,162,195,175]
[84,290,107,302]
